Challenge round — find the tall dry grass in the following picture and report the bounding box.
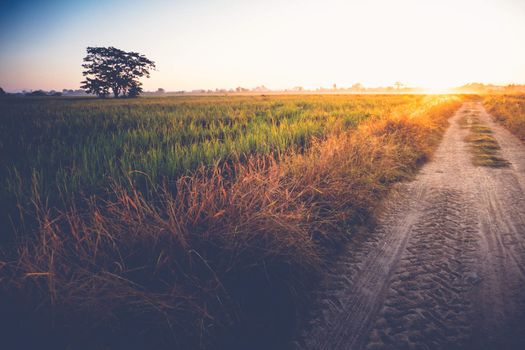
[483,94,525,141]
[0,97,461,349]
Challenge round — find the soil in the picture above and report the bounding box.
[295,102,525,350]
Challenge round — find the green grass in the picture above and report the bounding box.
[464,120,510,168]
[470,124,493,134]
[0,94,463,349]
[0,95,426,203]
[464,134,500,150]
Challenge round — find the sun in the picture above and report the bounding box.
[420,81,455,94]
[423,87,453,94]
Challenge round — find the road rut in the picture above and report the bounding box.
[296,102,525,350]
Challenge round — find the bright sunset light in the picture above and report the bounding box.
[1,0,525,91]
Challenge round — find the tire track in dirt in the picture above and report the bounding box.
[366,188,479,350]
[296,102,525,350]
[296,189,425,350]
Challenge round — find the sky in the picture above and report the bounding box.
[1,0,525,92]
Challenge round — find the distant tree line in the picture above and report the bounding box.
[0,88,91,97]
[26,90,62,97]
[81,47,155,98]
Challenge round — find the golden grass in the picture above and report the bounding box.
[483,94,525,142]
[0,96,462,349]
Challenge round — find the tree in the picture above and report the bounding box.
[26,90,47,97]
[0,87,5,96]
[81,47,155,98]
[351,83,364,91]
[127,82,141,98]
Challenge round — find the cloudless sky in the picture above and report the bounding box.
[1,0,525,92]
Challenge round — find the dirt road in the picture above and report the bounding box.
[296,102,525,350]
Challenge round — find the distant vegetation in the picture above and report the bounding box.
[24,89,62,97]
[0,94,461,349]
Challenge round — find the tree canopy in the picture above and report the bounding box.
[81,47,155,98]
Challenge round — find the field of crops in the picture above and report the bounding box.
[0,94,462,349]
[483,94,525,141]
[1,95,430,204]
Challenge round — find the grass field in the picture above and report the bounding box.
[483,94,525,141]
[0,94,461,349]
[1,95,432,205]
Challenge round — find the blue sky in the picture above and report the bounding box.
[1,0,525,92]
